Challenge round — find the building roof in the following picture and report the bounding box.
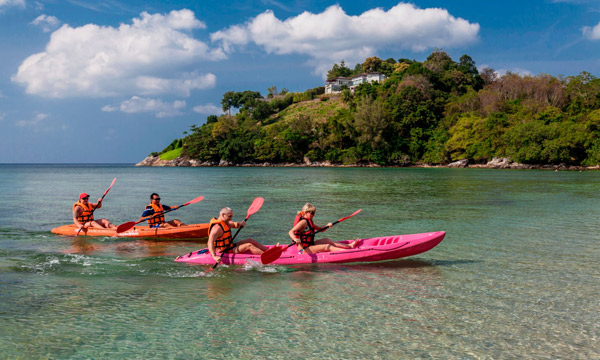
[326,72,385,82]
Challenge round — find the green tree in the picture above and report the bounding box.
[327,60,353,79]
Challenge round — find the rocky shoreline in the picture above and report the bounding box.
[135,155,599,170]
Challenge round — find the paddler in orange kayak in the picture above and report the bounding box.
[289,203,359,254]
[73,192,116,230]
[140,193,186,228]
[208,207,267,263]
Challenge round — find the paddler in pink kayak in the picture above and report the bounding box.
[208,207,268,263]
[289,203,359,254]
[73,192,116,230]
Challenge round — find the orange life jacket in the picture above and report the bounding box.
[73,201,95,224]
[293,214,315,247]
[209,217,233,252]
[147,203,165,227]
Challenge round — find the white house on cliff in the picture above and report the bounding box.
[325,72,387,94]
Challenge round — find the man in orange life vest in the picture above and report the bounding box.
[73,193,116,230]
[208,207,267,263]
[139,193,185,228]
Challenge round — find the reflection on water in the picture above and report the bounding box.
[0,165,599,358]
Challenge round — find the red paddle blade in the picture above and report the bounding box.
[246,197,264,218]
[337,209,361,222]
[260,245,283,265]
[116,221,136,233]
[183,195,204,206]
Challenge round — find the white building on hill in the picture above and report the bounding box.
[325,72,387,94]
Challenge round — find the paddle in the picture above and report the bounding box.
[76,177,116,236]
[116,195,204,233]
[260,208,362,265]
[211,197,264,269]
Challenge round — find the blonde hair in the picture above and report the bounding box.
[298,202,316,215]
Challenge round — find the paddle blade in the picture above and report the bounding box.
[182,195,204,207]
[260,246,284,265]
[116,221,136,233]
[337,209,362,223]
[104,177,116,195]
[246,197,264,218]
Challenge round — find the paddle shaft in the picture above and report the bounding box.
[76,178,116,235]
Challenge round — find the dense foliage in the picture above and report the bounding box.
[173,51,600,166]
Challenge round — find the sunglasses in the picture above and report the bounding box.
[82,197,90,200]
[152,197,161,201]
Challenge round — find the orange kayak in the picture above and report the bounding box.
[51,223,210,239]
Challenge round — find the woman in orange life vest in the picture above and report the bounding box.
[208,207,267,263]
[72,193,116,230]
[288,203,359,254]
[139,193,185,228]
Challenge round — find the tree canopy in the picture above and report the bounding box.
[162,50,600,167]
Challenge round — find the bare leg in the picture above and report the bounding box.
[98,219,117,229]
[302,238,358,254]
[90,219,114,229]
[168,219,185,227]
[233,238,268,254]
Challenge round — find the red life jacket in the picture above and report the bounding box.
[293,214,315,247]
[147,203,165,227]
[73,201,95,223]
[209,218,233,252]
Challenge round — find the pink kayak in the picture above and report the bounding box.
[175,231,445,265]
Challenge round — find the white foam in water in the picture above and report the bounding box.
[243,259,278,273]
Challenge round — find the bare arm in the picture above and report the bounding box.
[288,219,306,243]
[207,226,224,261]
[73,207,83,227]
[227,220,245,229]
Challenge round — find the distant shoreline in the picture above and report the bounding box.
[135,155,600,171]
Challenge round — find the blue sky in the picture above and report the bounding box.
[0,0,599,163]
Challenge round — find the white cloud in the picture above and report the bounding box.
[31,14,60,32]
[12,9,226,98]
[582,21,600,40]
[102,96,186,118]
[193,103,224,115]
[16,112,48,127]
[210,3,479,75]
[136,72,216,97]
[0,0,25,9]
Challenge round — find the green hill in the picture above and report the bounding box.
[154,51,600,167]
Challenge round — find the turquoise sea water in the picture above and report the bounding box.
[0,164,598,359]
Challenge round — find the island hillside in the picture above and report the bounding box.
[138,51,600,169]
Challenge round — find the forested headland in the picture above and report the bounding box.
[143,51,600,168]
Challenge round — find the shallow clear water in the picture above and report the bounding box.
[0,165,598,359]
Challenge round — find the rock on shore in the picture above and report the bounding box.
[136,155,598,170]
